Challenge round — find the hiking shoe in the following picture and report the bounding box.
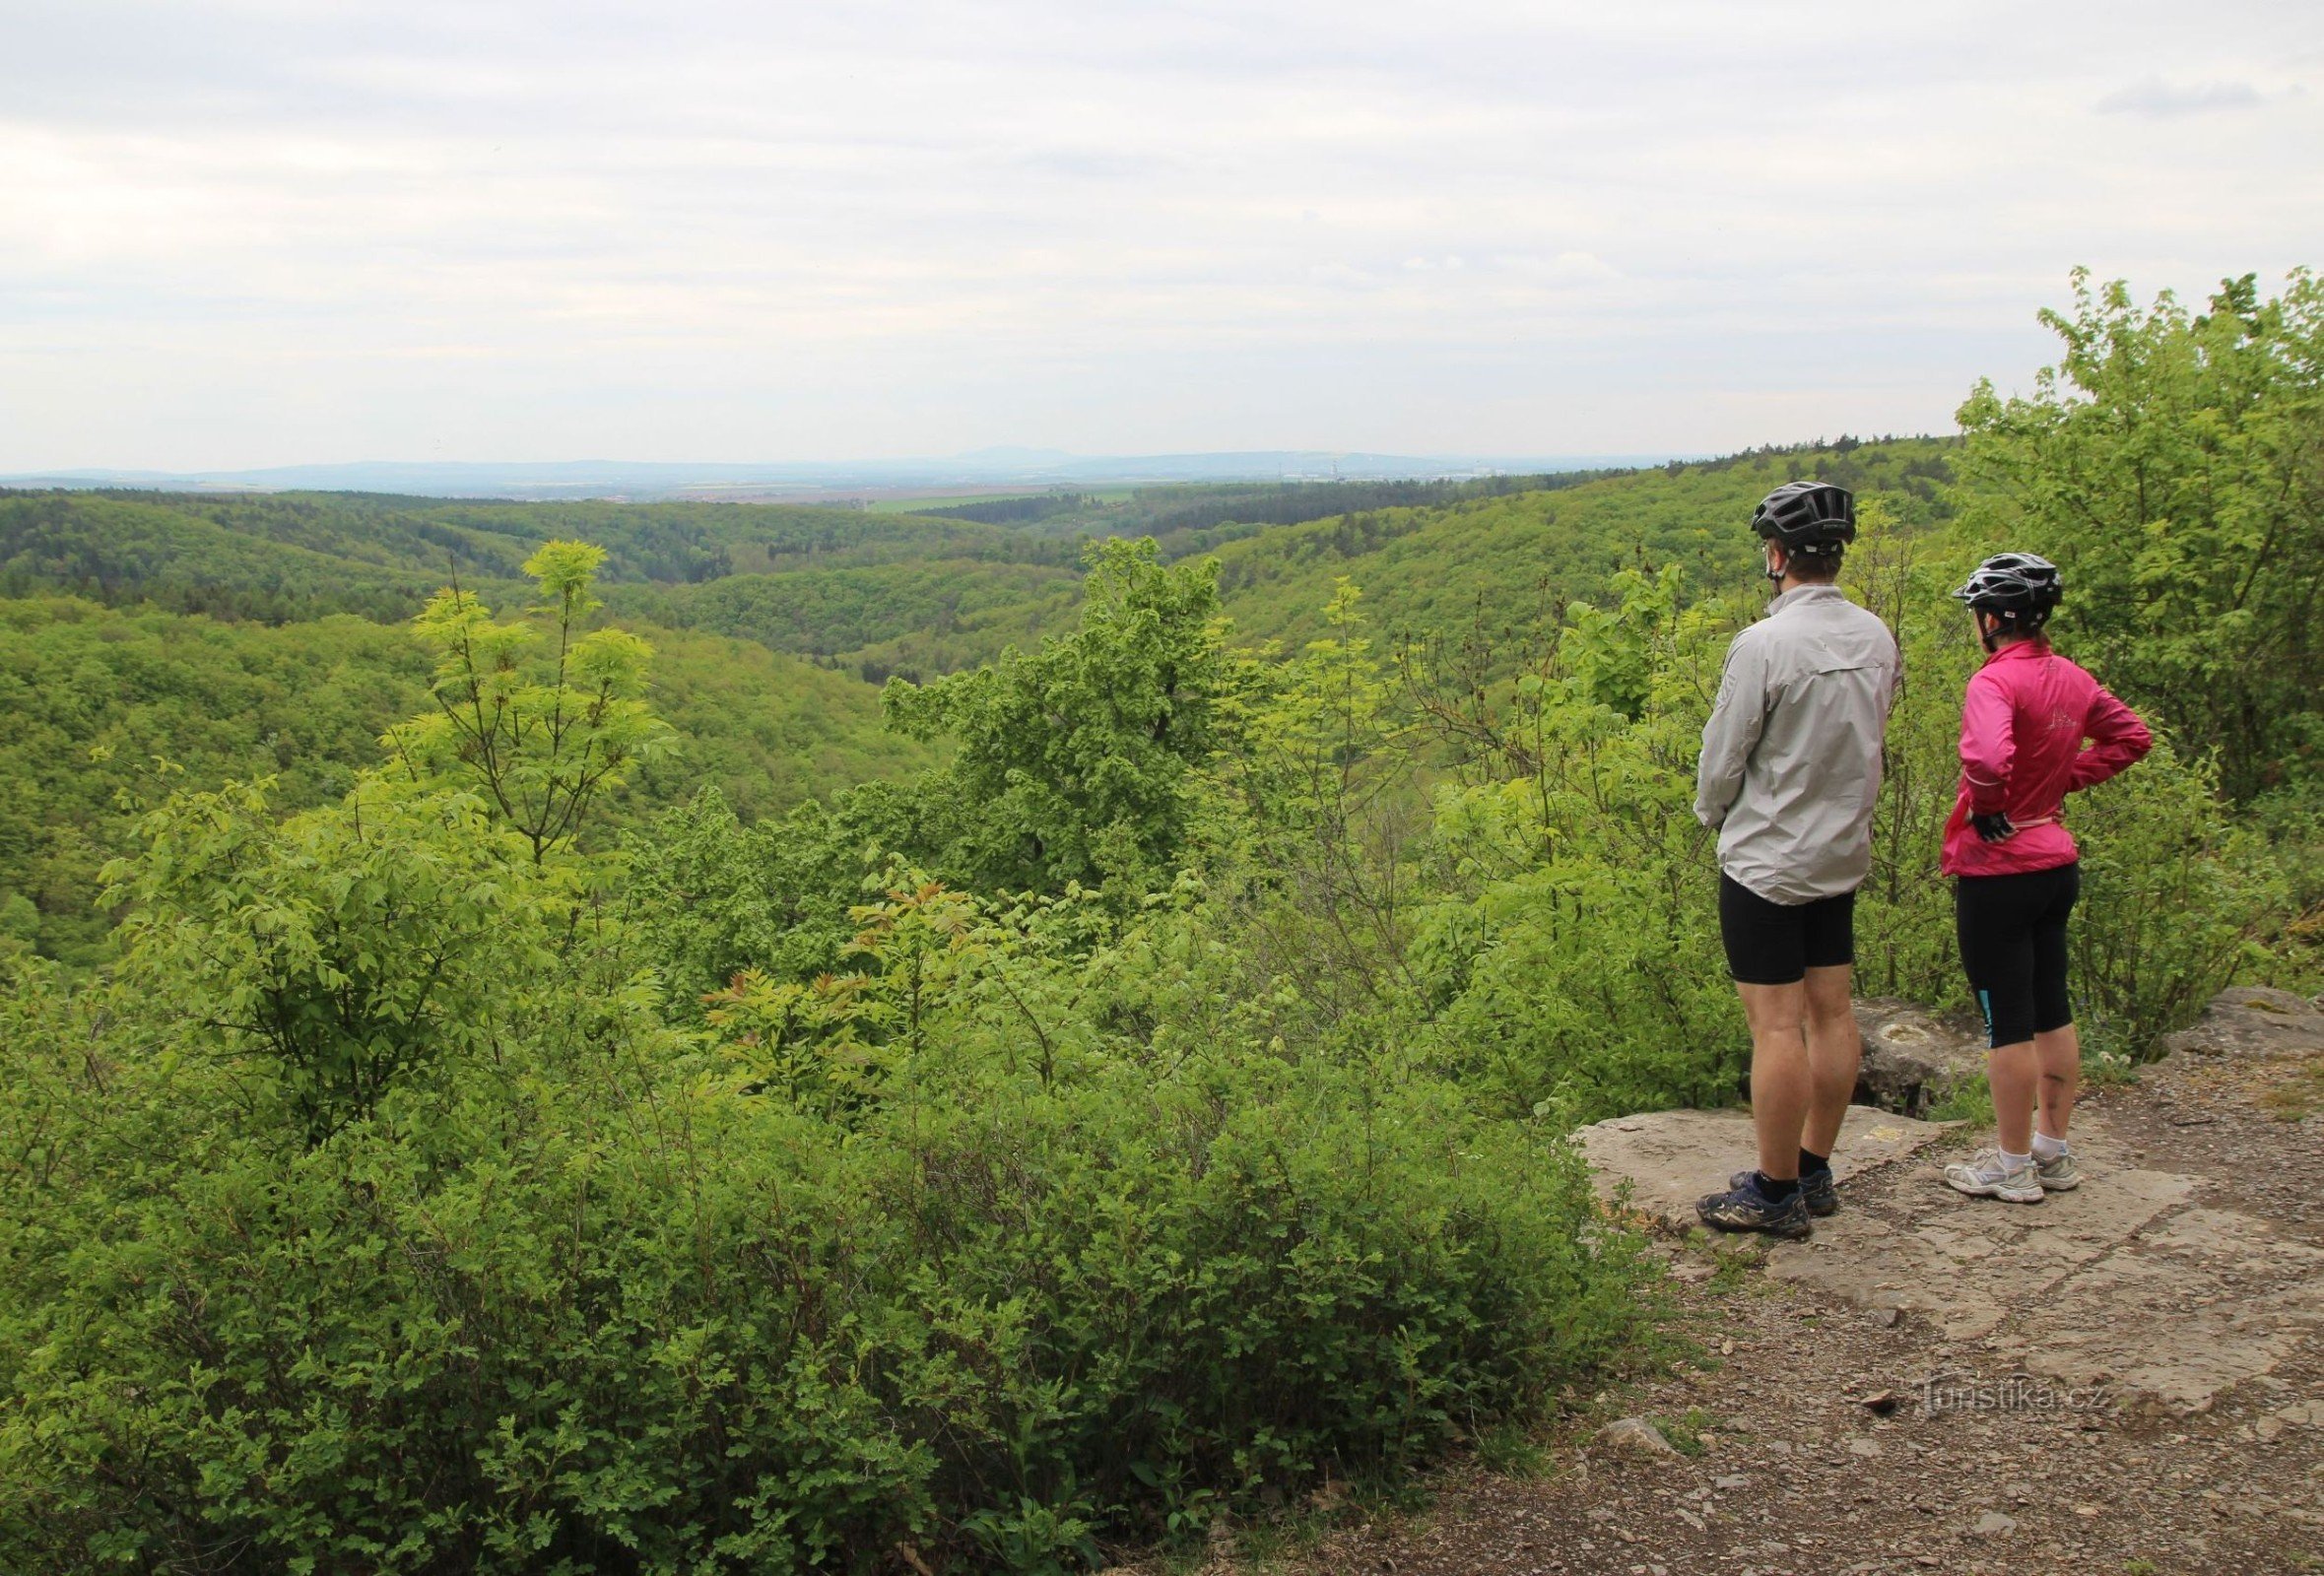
[1697,1175,1813,1240]
[2033,1149,2083,1192]
[1944,1149,2044,1204]
[1733,1167,1838,1217]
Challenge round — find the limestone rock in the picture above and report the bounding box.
[1852,997,1987,1116]
[2157,987,2324,1063]
[1595,1416,1679,1458]
[1573,1104,1949,1232]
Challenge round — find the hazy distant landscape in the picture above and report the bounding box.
[0,448,1690,504]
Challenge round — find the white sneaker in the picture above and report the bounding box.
[1944,1149,2044,1204]
[2033,1149,2083,1191]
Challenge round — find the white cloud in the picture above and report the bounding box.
[0,0,2318,468]
[2096,77,2265,117]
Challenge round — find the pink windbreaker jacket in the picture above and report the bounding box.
[1940,639,2153,879]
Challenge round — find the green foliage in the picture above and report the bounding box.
[1957,269,2324,800]
[103,775,549,1145]
[0,853,1649,1572]
[1211,438,1959,660]
[387,542,669,860]
[0,583,921,966]
[0,490,472,622]
[1399,564,1750,1121]
[882,539,1252,897]
[620,787,879,1006]
[0,597,433,964]
[614,558,1082,671]
[0,544,1666,1570]
[0,487,1055,617]
[1218,581,1422,1032]
[1925,1072,1994,1127]
[2066,736,2291,1059]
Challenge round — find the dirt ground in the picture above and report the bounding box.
[1174,1042,2324,1576]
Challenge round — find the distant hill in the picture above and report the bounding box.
[836,437,1960,674]
[1210,437,1961,653]
[3,438,1953,684]
[2,449,1684,502]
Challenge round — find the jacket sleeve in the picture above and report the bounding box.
[1695,635,1766,829]
[1959,669,2015,815]
[2067,685,2154,792]
[1882,624,1903,719]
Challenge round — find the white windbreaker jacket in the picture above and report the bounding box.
[1693,584,1900,905]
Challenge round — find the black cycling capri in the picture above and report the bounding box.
[1719,872,1856,986]
[1955,863,2080,1048]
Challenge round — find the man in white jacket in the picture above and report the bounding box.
[1692,482,1899,1239]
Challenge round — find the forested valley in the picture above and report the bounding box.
[2,271,2319,1572]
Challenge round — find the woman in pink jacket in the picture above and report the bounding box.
[1940,554,2152,1204]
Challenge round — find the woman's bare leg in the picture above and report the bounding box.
[1988,1039,2038,1155]
[2033,1022,2080,1142]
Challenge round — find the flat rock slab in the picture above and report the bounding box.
[2021,1206,2324,1412]
[1574,1103,1949,1232]
[1760,1109,2324,1413]
[1765,1116,2194,1342]
[2158,985,2324,1062]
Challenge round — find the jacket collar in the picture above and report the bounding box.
[1981,636,2054,668]
[1767,584,1847,617]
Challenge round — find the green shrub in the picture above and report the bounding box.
[0,948,1645,1572]
[2067,734,2292,1059]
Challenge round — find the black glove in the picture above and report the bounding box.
[1970,811,2017,844]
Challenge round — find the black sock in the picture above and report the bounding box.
[1800,1147,1831,1179]
[1755,1171,1800,1203]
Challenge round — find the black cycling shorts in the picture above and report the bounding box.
[1955,862,2080,1048]
[1718,872,1856,986]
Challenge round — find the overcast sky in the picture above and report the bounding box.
[3,0,2318,470]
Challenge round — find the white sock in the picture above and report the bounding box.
[1999,1148,2031,1171]
[2030,1131,2068,1162]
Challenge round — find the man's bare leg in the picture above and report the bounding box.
[1738,980,1810,1181]
[2033,1022,2080,1143]
[1800,963,1859,1160]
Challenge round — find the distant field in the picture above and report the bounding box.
[867,488,1135,515]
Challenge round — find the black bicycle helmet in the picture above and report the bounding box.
[1750,482,1856,559]
[1952,553,2063,629]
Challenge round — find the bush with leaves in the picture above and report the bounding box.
[0,868,1651,1573]
[1395,563,1748,1119]
[881,538,1256,899]
[2063,735,2293,1059]
[1956,268,2324,802]
[101,774,550,1146]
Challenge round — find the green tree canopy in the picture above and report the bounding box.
[1957,268,2324,800]
[880,538,1253,895]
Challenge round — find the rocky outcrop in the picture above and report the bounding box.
[2156,986,2324,1063]
[1851,997,1987,1116]
[1571,1104,1949,1232]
